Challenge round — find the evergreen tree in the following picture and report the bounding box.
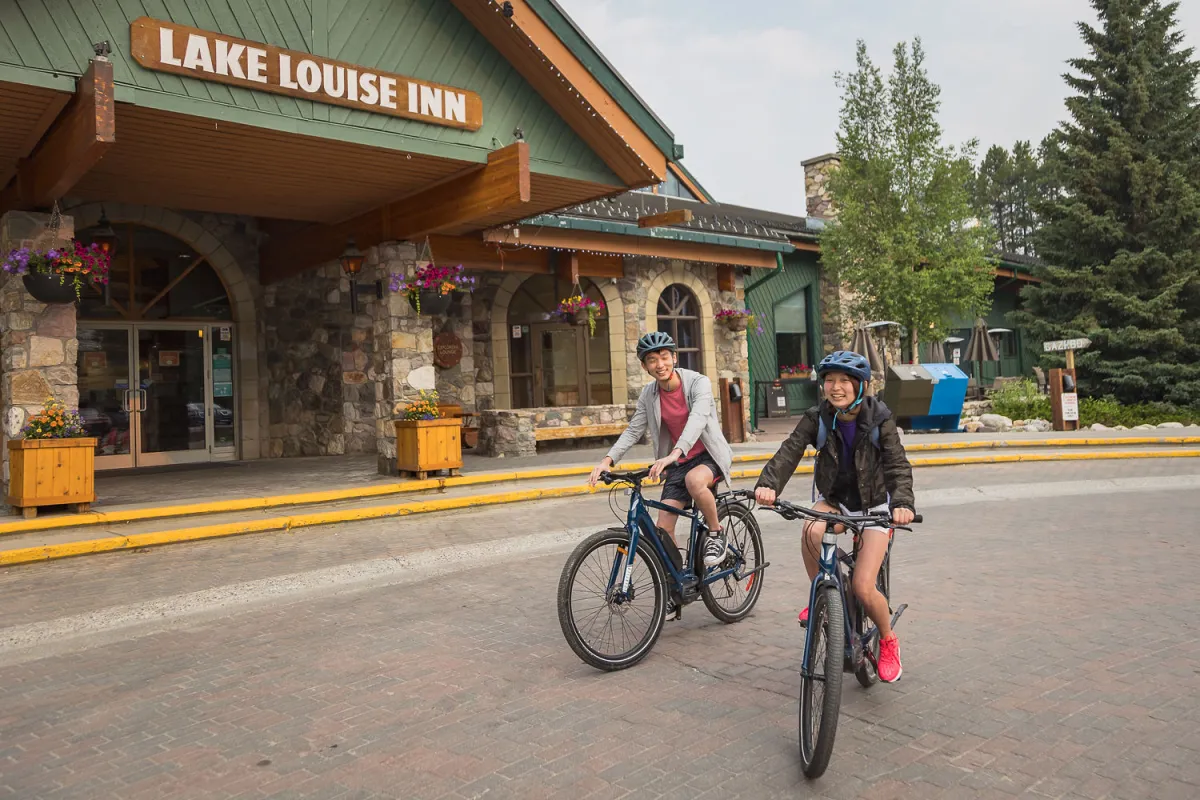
[1016,0,1200,405]
[822,39,995,359]
[973,141,1043,256]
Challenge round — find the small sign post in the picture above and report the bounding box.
[1043,339,1090,432]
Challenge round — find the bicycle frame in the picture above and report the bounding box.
[608,483,756,598]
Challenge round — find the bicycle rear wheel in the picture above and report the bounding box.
[799,585,844,779]
[855,553,890,688]
[557,528,668,671]
[701,502,765,623]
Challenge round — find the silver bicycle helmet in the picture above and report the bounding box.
[636,331,678,361]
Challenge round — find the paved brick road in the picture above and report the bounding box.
[1,462,1199,799]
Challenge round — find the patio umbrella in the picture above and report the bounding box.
[849,325,885,375]
[964,317,1000,386]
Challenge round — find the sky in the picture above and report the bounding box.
[554,0,1200,217]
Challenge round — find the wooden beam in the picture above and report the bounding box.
[426,234,551,274]
[484,227,782,270]
[260,143,531,284]
[717,265,736,293]
[0,58,115,213]
[637,208,694,229]
[555,251,580,286]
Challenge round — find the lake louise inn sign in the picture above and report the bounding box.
[130,18,483,130]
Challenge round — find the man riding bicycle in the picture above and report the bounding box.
[589,332,735,573]
[753,351,916,682]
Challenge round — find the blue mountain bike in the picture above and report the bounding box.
[557,471,767,671]
[761,498,921,777]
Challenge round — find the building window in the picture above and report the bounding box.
[508,275,611,408]
[774,289,810,373]
[657,284,702,372]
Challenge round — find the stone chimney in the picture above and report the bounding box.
[802,153,840,219]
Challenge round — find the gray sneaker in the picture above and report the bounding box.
[703,530,729,568]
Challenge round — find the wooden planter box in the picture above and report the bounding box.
[7,438,98,518]
[394,418,462,479]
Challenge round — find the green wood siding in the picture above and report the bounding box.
[947,279,1036,385]
[0,0,617,183]
[746,251,822,421]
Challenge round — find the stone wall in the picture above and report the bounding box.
[261,262,376,458]
[475,409,536,458]
[1,276,79,488]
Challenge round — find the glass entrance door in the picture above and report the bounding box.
[533,324,585,407]
[77,324,237,469]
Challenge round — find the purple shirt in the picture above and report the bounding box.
[837,418,857,463]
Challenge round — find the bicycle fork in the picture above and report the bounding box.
[800,530,841,678]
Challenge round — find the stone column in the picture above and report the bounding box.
[804,153,855,354]
[802,153,841,220]
[1,275,79,490]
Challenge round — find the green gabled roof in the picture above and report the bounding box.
[526,213,795,253]
[532,0,682,161]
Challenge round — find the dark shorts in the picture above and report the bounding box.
[660,451,721,506]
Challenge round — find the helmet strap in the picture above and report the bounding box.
[847,381,865,412]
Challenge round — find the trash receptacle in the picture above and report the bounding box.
[766,381,790,418]
[919,364,969,431]
[882,365,935,421]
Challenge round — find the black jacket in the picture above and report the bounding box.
[755,396,916,512]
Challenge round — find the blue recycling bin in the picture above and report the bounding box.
[909,363,968,431]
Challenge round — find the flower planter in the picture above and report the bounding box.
[720,315,750,332]
[408,290,453,316]
[572,309,590,327]
[22,272,78,304]
[6,438,98,518]
[394,418,462,479]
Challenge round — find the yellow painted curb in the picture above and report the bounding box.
[3,448,1199,569]
[2,435,1196,538]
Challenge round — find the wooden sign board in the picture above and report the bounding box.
[1043,338,1091,353]
[434,332,464,369]
[130,17,483,131]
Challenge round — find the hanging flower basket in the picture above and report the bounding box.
[3,241,111,304]
[715,308,757,333]
[556,294,605,337]
[390,263,476,317]
[22,272,80,304]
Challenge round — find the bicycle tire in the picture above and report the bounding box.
[799,585,844,779]
[700,502,765,623]
[855,553,889,688]
[557,528,668,671]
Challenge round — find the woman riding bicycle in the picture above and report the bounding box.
[753,351,916,682]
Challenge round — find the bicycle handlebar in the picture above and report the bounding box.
[599,468,651,486]
[760,497,922,530]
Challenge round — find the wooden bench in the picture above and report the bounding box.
[534,423,628,442]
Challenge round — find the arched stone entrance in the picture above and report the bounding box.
[68,203,262,460]
[490,273,627,409]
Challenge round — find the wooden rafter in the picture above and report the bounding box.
[637,209,693,229]
[484,226,782,270]
[0,58,115,214]
[260,142,531,284]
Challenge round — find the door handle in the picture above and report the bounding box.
[122,389,134,412]
[136,389,148,412]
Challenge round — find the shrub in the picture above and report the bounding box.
[986,379,1198,426]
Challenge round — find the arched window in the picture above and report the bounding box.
[657,283,701,372]
[77,224,232,321]
[508,275,611,409]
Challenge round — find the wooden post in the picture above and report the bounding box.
[1049,366,1079,432]
[718,378,747,444]
[1065,349,1075,372]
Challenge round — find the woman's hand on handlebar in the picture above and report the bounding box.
[589,458,613,488]
[891,507,915,526]
[754,487,777,507]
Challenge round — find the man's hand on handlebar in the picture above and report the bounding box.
[589,458,613,488]
[754,486,776,507]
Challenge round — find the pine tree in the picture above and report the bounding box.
[822,40,995,359]
[1016,0,1200,405]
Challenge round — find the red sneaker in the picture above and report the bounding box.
[798,607,809,626]
[877,634,902,683]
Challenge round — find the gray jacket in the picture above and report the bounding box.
[606,368,734,485]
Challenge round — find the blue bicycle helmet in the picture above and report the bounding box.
[816,350,872,384]
[636,331,678,361]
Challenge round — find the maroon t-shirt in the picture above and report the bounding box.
[659,381,706,460]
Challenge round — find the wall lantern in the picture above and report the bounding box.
[340,237,381,314]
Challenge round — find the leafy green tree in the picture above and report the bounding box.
[1016,0,1200,405]
[822,39,995,360]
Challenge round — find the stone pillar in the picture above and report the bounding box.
[1,275,79,490]
[802,153,841,219]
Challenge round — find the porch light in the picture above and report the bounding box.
[340,237,380,314]
[91,208,118,257]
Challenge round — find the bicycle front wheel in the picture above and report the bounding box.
[799,585,845,779]
[557,528,668,671]
[701,501,765,623]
